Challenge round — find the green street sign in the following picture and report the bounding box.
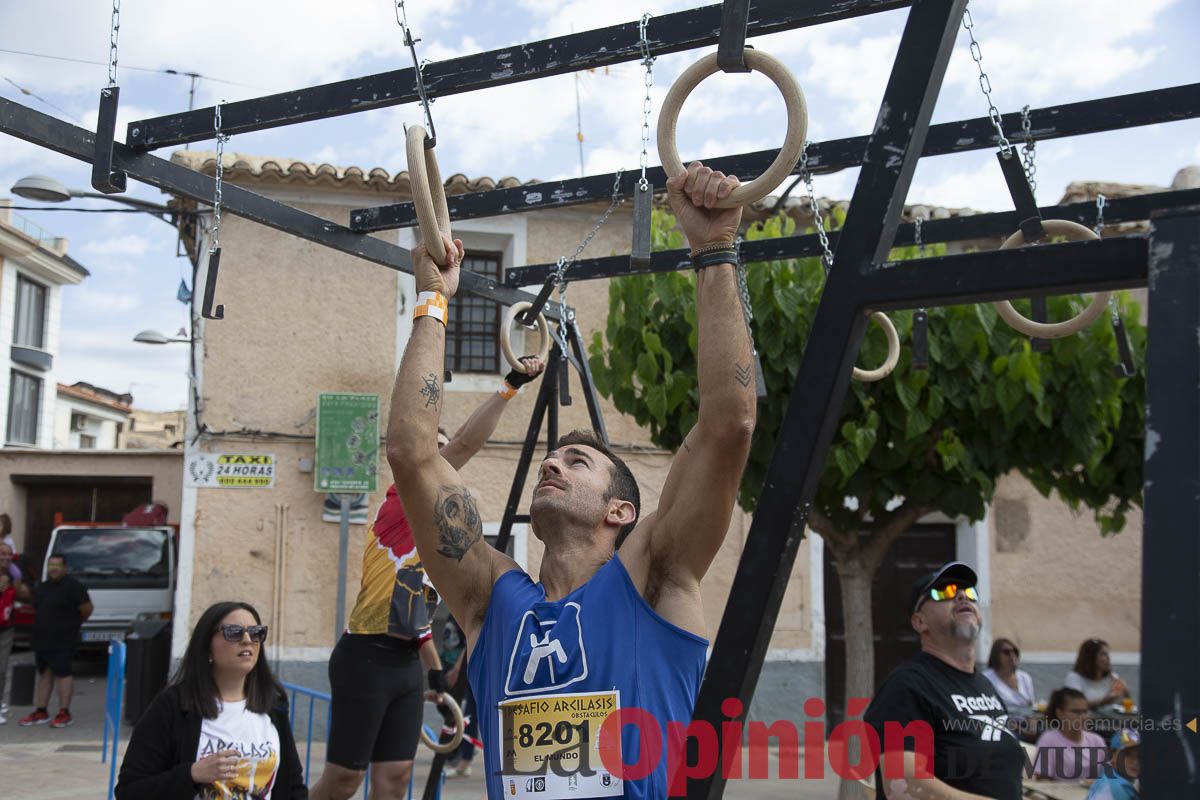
[315,393,380,493]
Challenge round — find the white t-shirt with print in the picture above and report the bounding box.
[194,698,281,800]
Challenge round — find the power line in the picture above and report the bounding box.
[0,46,258,89]
[1,75,82,123]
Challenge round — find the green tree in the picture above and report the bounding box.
[589,208,1144,788]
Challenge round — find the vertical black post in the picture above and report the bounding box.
[687,2,968,797]
[91,86,127,193]
[1140,206,1200,798]
[567,321,610,444]
[547,344,561,452]
[493,353,558,556]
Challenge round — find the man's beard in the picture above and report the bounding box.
[949,618,980,642]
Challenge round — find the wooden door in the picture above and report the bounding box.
[823,523,957,727]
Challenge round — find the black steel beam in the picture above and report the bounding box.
[505,189,1197,286]
[865,235,1148,309]
[354,84,1200,232]
[1140,207,1200,799]
[126,0,908,150]
[0,97,562,320]
[688,1,968,797]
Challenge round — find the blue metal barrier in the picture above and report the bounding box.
[281,680,443,800]
[101,639,126,800]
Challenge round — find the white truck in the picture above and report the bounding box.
[42,525,176,647]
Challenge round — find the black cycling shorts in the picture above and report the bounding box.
[326,633,425,769]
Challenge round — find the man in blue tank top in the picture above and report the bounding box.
[386,161,756,799]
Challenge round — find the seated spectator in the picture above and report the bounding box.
[983,637,1036,716]
[1086,729,1140,800]
[1035,688,1107,782]
[1066,639,1131,710]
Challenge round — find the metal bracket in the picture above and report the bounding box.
[716,0,752,73]
[1112,311,1137,377]
[520,275,557,326]
[997,150,1045,243]
[201,247,226,320]
[631,182,654,266]
[91,86,127,193]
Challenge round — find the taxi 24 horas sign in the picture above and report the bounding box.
[186,453,276,489]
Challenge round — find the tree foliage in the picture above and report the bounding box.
[588,209,1145,536]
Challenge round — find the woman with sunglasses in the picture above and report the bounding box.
[983,638,1037,725]
[116,601,307,799]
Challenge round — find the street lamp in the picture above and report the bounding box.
[11,174,188,227]
[133,328,192,345]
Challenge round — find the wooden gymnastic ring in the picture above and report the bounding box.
[501,302,552,372]
[854,311,900,383]
[657,48,807,208]
[406,125,452,265]
[420,692,465,755]
[993,220,1110,339]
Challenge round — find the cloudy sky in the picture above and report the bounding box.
[1,0,1197,410]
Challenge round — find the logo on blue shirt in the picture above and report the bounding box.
[503,602,589,696]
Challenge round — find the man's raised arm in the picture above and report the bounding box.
[627,162,757,592]
[386,235,516,634]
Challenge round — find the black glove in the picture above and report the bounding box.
[504,357,542,388]
[428,668,448,696]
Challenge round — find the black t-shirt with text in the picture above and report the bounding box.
[32,575,91,649]
[864,651,1024,799]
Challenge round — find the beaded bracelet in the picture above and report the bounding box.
[689,240,737,258]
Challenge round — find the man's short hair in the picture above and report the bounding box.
[47,554,65,564]
[554,430,641,548]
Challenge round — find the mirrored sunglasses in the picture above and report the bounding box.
[220,624,268,643]
[928,583,978,604]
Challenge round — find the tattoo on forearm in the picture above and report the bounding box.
[734,362,753,388]
[433,485,483,561]
[419,373,441,409]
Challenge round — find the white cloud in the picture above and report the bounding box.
[78,233,152,258]
[73,288,140,313]
[56,328,190,411]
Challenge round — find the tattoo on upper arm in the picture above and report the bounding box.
[734,362,753,388]
[433,485,483,561]
[419,373,441,409]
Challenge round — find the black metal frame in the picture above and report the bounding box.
[4,0,1197,795]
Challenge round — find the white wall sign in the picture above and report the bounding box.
[186,453,276,488]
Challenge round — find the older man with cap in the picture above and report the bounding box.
[863,561,1024,800]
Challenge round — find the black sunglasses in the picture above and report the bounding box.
[220,624,268,643]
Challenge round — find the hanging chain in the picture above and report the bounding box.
[107,0,121,87]
[552,168,626,306]
[733,236,755,336]
[913,214,926,256]
[210,101,229,254]
[394,1,436,141]
[637,13,655,192]
[799,142,835,273]
[1020,104,1037,198]
[962,2,1012,157]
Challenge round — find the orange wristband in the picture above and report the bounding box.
[498,381,518,400]
[413,291,448,325]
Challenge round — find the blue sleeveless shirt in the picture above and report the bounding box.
[468,554,708,799]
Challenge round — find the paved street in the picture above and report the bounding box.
[2,650,847,798]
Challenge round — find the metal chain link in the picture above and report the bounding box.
[913,215,926,255]
[1020,104,1037,198]
[107,0,121,87]
[637,13,655,192]
[733,237,756,340]
[553,168,626,306]
[799,141,834,273]
[210,101,229,254]
[962,2,1012,156]
[394,1,436,138]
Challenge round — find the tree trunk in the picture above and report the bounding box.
[835,555,876,800]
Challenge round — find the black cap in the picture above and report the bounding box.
[910,561,978,614]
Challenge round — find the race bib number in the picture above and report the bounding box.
[498,689,623,798]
